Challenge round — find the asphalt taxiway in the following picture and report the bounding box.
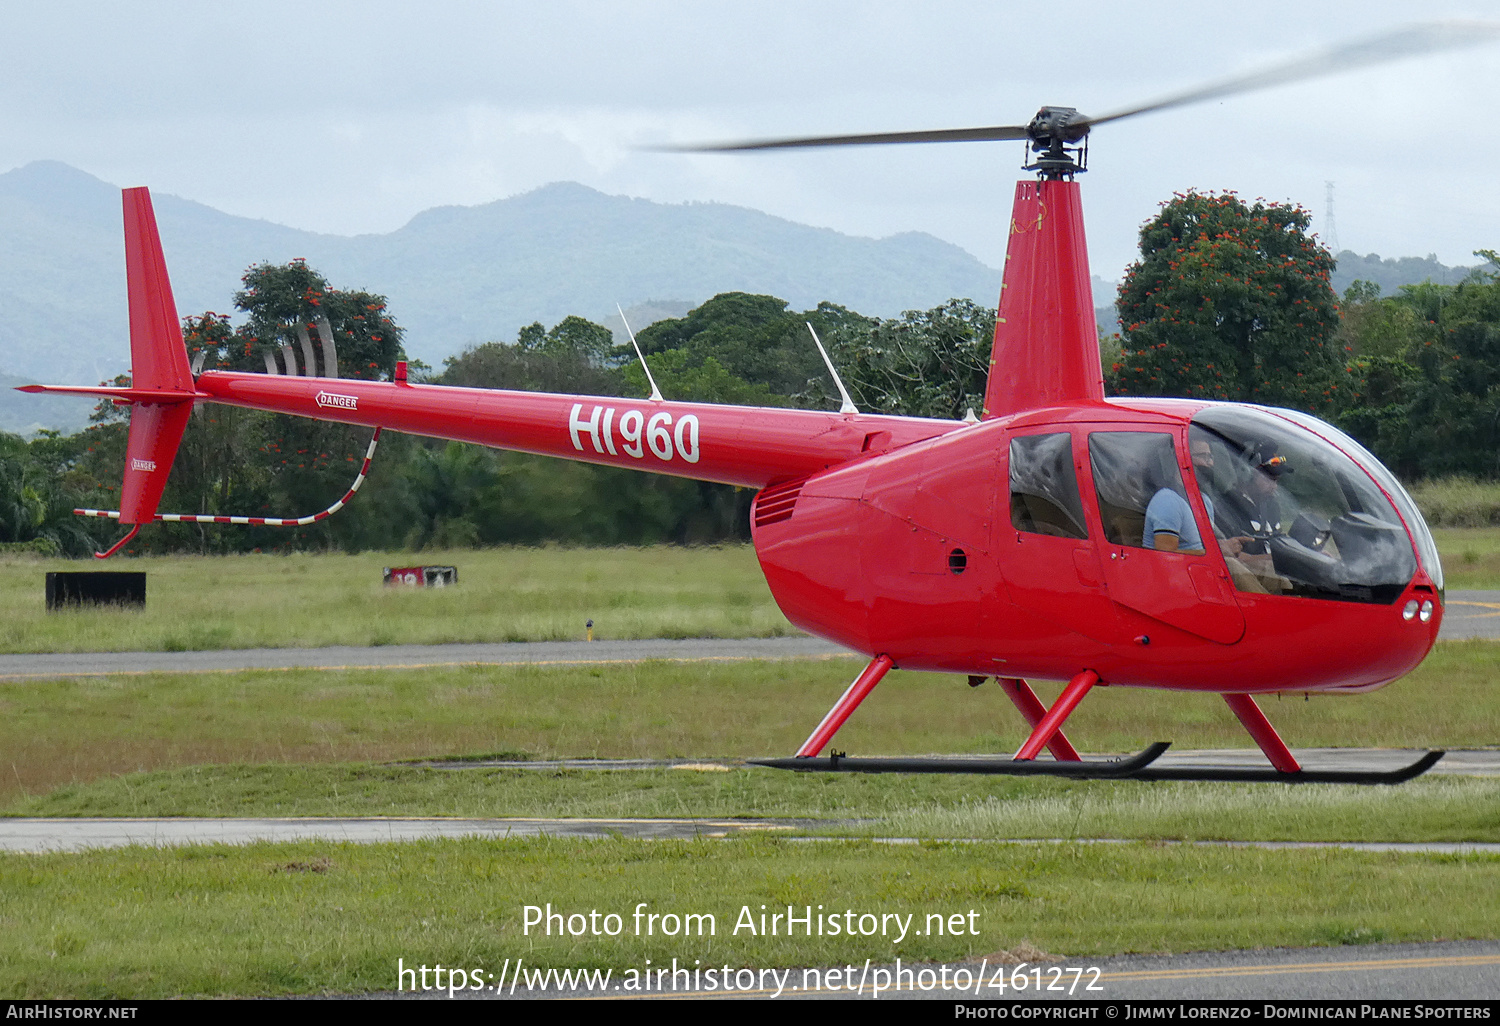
[440,940,1500,1000]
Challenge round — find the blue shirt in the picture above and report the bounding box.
[1143,488,1213,551]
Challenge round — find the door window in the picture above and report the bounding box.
[1088,432,1198,552]
[1008,433,1088,540]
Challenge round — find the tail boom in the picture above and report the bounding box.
[194,371,957,489]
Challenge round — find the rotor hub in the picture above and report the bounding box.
[1024,107,1090,178]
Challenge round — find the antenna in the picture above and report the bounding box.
[805,322,858,415]
[617,303,663,402]
[1325,181,1341,254]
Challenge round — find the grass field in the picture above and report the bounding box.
[5,542,1500,996]
[1434,528,1500,589]
[5,642,1500,807]
[2,526,1497,656]
[0,545,788,653]
[5,837,1496,998]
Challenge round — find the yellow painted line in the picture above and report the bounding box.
[1447,600,1500,619]
[0,652,856,682]
[574,954,1500,999]
[1101,953,1500,981]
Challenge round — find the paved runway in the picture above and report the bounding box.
[0,816,815,852]
[438,940,1500,1000]
[1440,590,1500,640]
[6,817,1500,854]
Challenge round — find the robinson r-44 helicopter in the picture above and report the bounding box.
[24,24,1493,784]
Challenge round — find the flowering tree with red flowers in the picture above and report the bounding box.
[1110,191,1347,412]
[229,260,404,380]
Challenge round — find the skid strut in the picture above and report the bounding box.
[758,665,1444,784]
[795,654,894,758]
[997,677,1081,761]
[1221,693,1299,772]
[1014,669,1097,761]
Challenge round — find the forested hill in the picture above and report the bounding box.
[0,161,1004,389]
[1329,251,1480,297]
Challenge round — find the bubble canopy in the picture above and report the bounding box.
[1189,406,1440,603]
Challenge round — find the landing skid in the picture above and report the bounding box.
[751,742,1172,779]
[1129,749,1445,785]
[750,744,1446,784]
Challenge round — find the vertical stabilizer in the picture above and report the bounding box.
[123,188,194,394]
[118,188,195,525]
[982,179,1104,419]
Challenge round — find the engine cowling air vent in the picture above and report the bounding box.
[754,478,806,528]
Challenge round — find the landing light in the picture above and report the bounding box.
[1419,599,1434,623]
[1402,600,1418,621]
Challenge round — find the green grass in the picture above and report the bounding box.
[3,836,1496,997]
[0,545,789,653]
[1409,476,1500,529]
[1434,528,1500,589]
[850,775,1500,843]
[0,530,1497,652]
[4,641,1500,846]
[5,642,1500,806]
[7,543,1498,998]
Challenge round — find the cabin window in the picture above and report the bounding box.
[1088,432,1192,550]
[1009,433,1088,540]
[1192,407,1419,603]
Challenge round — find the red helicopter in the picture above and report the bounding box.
[24,26,1484,783]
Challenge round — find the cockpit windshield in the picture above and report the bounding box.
[1190,406,1426,604]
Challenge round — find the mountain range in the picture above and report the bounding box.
[0,161,1483,435]
[0,162,1008,411]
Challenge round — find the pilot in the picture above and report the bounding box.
[1146,440,1270,593]
[1213,443,1291,585]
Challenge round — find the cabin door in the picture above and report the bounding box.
[1082,427,1245,645]
[999,428,1121,644]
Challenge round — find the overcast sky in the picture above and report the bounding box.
[3,1,1498,285]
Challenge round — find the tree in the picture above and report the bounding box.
[1337,255,1500,478]
[514,315,617,363]
[829,298,993,419]
[0,431,110,556]
[231,261,405,381]
[636,293,873,401]
[442,316,625,396]
[1111,191,1346,411]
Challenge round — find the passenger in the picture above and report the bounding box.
[1142,442,1208,554]
[1145,439,1257,563]
[1217,446,1289,545]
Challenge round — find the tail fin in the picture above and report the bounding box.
[982,179,1104,419]
[116,188,195,527]
[123,189,195,395]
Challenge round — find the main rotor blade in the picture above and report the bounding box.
[1081,20,1500,129]
[656,124,1030,152]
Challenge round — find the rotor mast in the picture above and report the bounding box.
[982,133,1104,419]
